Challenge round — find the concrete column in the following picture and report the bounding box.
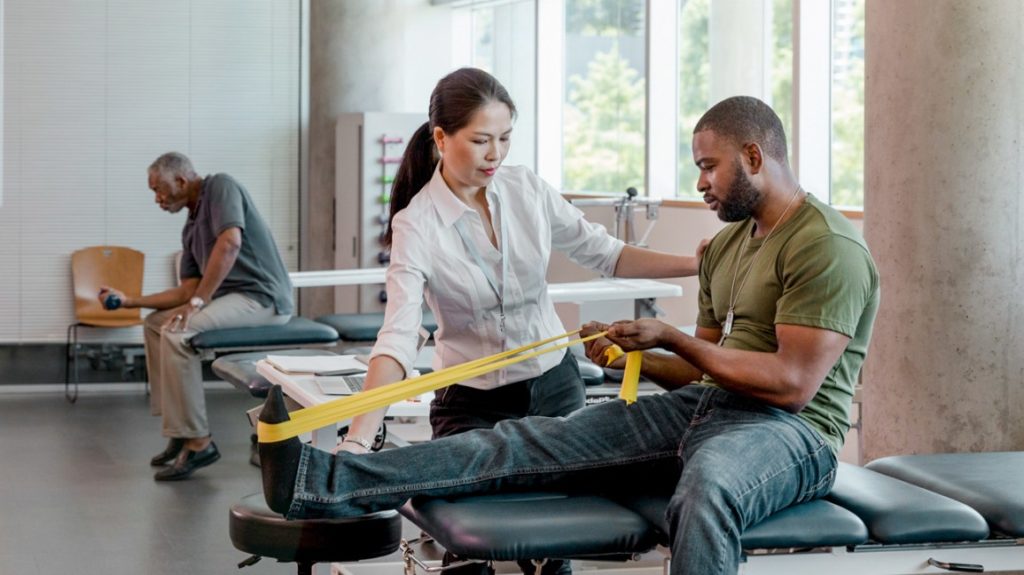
[862,0,1024,459]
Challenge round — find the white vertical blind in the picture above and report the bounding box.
[0,0,4,209]
[0,0,301,343]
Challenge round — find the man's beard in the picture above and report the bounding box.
[717,161,762,222]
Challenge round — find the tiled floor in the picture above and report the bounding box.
[0,388,420,575]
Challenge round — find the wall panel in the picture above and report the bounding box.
[1,0,301,343]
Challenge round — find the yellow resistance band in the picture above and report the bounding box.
[258,329,643,442]
[603,344,642,405]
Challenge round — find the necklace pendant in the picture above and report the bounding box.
[720,308,737,343]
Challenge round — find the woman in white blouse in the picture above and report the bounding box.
[340,67,702,454]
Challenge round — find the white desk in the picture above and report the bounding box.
[291,270,680,300]
[545,277,680,303]
[547,278,682,324]
[290,268,386,288]
[291,270,682,323]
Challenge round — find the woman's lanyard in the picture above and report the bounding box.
[453,194,510,338]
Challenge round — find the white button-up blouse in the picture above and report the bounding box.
[370,163,624,390]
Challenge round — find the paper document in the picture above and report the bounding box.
[264,354,366,374]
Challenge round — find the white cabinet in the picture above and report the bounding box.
[334,112,425,313]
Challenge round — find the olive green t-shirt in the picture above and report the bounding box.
[696,193,879,453]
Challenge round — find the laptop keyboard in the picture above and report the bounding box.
[315,373,366,395]
[341,374,365,392]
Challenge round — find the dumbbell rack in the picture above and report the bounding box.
[335,112,425,314]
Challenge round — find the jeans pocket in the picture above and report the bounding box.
[800,453,837,501]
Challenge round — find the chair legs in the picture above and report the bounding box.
[64,326,148,403]
[64,323,79,404]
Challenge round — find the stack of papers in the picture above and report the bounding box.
[264,354,366,374]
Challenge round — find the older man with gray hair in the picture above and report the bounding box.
[100,152,293,481]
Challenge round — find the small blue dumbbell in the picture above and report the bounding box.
[102,292,122,310]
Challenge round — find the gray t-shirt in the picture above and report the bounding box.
[180,173,294,315]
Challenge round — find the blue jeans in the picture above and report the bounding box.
[429,351,582,575]
[287,385,837,575]
[430,350,584,438]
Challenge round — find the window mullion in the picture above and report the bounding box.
[535,0,564,190]
[646,0,678,199]
[793,0,832,200]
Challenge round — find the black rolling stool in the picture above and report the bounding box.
[230,493,402,575]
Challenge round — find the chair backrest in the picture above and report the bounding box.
[71,246,145,325]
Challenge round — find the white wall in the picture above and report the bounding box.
[1,0,301,343]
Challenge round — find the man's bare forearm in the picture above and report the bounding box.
[193,228,242,302]
[125,281,195,310]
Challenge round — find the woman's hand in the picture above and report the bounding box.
[695,237,710,261]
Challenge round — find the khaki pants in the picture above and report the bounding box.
[143,293,290,438]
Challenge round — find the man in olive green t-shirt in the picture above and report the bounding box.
[255,96,879,575]
[582,95,879,571]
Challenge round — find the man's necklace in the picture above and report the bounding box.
[719,185,803,346]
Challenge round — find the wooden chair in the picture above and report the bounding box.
[66,246,145,403]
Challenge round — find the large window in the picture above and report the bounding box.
[562,0,646,195]
[462,0,537,170]
[451,0,865,210]
[831,0,865,209]
[676,0,793,201]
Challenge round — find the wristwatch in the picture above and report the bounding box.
[189,296,206,310]
[341,435,374,452]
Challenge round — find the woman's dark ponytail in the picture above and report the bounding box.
[384,68,516,247]
[385,122,436,246]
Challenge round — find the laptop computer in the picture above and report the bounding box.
[316,326,432,396]
[315,373,366,396]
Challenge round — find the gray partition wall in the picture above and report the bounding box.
[862,0,1024,456]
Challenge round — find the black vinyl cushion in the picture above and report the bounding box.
[576,357,605,386]
[623,463,991,548]
[315,311,438,341]
[866,452,1024,537]
[826,462,989,543]
[620,494,869,550]
[401,492,658,561]
[229,493,401,563]
[189,316,338,350]
[212,349,337,398]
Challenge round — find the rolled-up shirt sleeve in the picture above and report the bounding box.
[370,215,429,378]
[540,175,624,276]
